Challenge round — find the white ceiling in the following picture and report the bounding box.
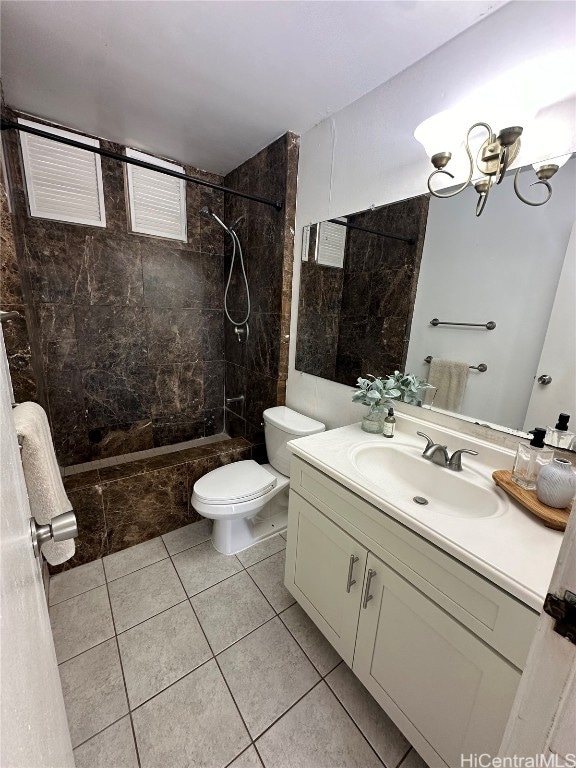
[0,0,506,175]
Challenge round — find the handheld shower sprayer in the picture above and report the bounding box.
[200,207,251,339]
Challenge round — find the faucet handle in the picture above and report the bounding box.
[448,448,479,471]
[416,431,435,451]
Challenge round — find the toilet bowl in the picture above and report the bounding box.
[191,406,325,555]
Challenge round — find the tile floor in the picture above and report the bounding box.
[49,520,429,768]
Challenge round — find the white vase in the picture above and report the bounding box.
[536,458,576,509]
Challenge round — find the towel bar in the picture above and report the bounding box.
[430,318,496,330]
[424,355,487,373]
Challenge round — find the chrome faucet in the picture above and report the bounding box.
[417,432,479,472]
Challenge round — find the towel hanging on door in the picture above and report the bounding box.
[13,402,75,565]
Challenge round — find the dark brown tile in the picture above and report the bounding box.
[152,416,205,448]
[75,306,147,370]
[71,231,144,306]
[0,188,24,304]
[145,308,204,364]
[203,361,224,411]
[66,485,107,568]
[150,363,204,418]
[37,304,78,370]
[103,465,190,554]
[247,313,281,378]
[82,367,151,429]
[225,362,246,415]
[1,302,38,401]
[245,373,277,430]
[63,470,101,492]
[203,407,224,436]
[225,409,246,438]
[88,420,154,459]
[142,245,223,310]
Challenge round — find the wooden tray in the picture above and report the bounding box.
[492,470,570,531]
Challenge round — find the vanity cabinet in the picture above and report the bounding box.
[285,457,539,768]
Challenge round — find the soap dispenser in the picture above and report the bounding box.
[545,413,575,450]
[511,428,554,490]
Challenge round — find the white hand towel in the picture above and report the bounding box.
[13,402,75,565]
[426,359,469,412]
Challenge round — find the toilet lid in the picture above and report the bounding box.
[193,460,277,504]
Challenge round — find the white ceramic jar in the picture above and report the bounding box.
[536,458,576,509]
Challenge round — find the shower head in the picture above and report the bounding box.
[199,206,229,232]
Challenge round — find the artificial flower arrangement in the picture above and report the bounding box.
[352,371,434,408]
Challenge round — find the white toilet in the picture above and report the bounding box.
[191,406,325,555]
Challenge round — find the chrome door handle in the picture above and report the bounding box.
[30,511,77,558]
[363,568,376,608]
[346,555,359,593]
[538,375,552,385]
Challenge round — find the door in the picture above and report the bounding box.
[286,493,367,665]
[499,494,576,762]
[0,333,74,767]
[524,221,576,431]
[354,552,521,768]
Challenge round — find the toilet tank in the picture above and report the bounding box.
[263,406,325,476]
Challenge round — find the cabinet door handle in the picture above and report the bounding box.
[363,569,376,608]
[346,555,359,593]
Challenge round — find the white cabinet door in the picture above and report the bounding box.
[0,333,74,768]
[286,492,367,665]
[354,552,521,768]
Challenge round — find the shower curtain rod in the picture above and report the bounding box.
[328,217,415,245]
[0,119,284,212]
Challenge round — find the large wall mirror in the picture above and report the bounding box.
[295,157,576,434]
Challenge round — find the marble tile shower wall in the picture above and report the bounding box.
[4,115,227,466]
[0,165,39,402]
[223,133,299,461]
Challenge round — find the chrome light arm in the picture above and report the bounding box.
[427,122,494,200]
[513,167,554,207]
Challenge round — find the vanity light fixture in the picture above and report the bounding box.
[424,122,564,217]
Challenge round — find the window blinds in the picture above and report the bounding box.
[126,148,187,241]
[18,118,106,226]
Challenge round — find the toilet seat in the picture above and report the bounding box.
[193,460,277,505]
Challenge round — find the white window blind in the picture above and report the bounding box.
[18,118,106,227]
[126,148,187,241]
[316,220,347,268]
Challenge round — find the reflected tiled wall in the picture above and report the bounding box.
[296,195,429,386]
[4,112,226,465]
[223,133,299,461]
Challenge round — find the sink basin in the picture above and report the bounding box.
[349,442,506,519]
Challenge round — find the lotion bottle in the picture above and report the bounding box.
[545,413,575,450]
[511,427,554,490]
[383,408,395,438]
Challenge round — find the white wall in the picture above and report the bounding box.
[405,162,576,430]
[286,0,576,437]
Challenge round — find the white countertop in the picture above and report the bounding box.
[288,414,564,612]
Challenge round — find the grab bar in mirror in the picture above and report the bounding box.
[430,318,496,330]
[424,355,487,373]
